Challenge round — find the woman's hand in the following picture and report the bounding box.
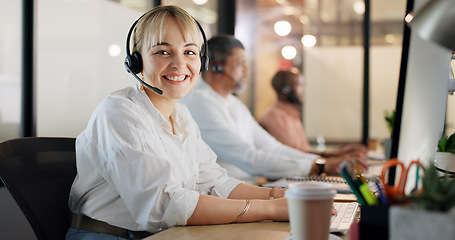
[269,198,289,222]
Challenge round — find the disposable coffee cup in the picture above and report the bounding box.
[285,182,336,240]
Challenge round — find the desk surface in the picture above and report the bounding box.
[145,222,349,240]
[144,160,384,240]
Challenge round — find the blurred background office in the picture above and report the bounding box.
[2,0,455,146]
[1,0,455,239]
[2,0,455,147]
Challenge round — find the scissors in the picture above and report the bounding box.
[380,158,425,202]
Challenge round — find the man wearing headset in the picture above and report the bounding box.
[181,35,367,184]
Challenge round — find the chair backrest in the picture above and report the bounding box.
[0,137,77,240]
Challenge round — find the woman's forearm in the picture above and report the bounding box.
[186,194,288,225]
[227,183,286,200]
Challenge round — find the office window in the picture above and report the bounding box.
[32,0,452,147]
[236,0,406,144]
[0,0,22,141]
[33,0,219,138]
[36,0,148,137]
[163,0,218,39]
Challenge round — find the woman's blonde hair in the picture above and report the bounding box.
[132,5,204,55]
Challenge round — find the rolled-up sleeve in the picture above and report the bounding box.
[196,139,242,198]
[186,114,242,198]
[88,135,201,231]
[72,92,210,232]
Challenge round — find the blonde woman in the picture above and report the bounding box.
[66,5,289,240]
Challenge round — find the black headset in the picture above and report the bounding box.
[124,12,209,95]
[281,84,292,95]
[281,82,301,105]
[210,60,224,73]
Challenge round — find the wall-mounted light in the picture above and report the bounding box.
[274,21,292,36]
[353,0,365,15]
[108,44,121,57]
[193,0,208,5]
[301,34,317,47]
[281,46,297,60]
[384,34,395,44]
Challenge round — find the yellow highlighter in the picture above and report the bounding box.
[359,183,378,206]
[353,162,378,206]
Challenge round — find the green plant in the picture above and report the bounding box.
[438,132,455,153]
[384,110,395,137]
[410,164,455,212]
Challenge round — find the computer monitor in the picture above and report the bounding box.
[390,0,452,188]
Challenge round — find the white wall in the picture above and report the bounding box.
[36,0,142,137]
[304,46,400,142]
[1,1,143,238]
[0,0,21,141]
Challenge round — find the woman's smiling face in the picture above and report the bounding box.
[141,17,201,100]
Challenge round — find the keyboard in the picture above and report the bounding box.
[330,202,359,232]
[262,176,376,194]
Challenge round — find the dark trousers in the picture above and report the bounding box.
[65,227,133,240]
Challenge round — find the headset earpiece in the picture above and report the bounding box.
[211,61,224,73]
[195,20,208,74]
[201,55,209,73]
[281,84,301,104]
[125,51,143,74]
[281,85,291,95]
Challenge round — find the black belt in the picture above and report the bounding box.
[71,214,152,239]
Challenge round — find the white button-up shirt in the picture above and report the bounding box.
[68,83,241,233]
[181,80,320,182]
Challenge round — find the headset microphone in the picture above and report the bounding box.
[124,13,163,95]
[220,72,242,89]
[124,62,164,95]
[210,60,242,88]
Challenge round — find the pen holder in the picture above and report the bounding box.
[358,205,389,240]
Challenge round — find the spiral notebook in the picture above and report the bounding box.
[262,176,354,194]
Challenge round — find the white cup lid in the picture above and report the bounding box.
[285,182,336,200]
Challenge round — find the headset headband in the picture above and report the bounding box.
[125,12,208,73]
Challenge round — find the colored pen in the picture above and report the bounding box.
[359,183,378,206]
[354,163,367,184]
[339,162,367,206]
[352,162,378,205]
[374,179,389,206]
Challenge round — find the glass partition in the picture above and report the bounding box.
[31,0,450,149]
[35,0,218,137]
[0,0,22,141]
[36,0,145,137]
[236,0,407,145]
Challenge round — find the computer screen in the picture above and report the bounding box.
[390,0,452,188]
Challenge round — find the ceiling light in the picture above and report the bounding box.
[301,35,317,47]
[274,21,292,36]
[282,46,297,60]
[192,0,208,5]
[353,1,365,15]
[108,44,121,57]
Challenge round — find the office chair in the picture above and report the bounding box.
[0,137,77,240]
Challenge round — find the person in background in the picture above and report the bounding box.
[259,69,367,158]
[66,6,291,240]
[181,35,367,184]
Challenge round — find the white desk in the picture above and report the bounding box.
[145,221,350,240]
[145,160,383,240]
